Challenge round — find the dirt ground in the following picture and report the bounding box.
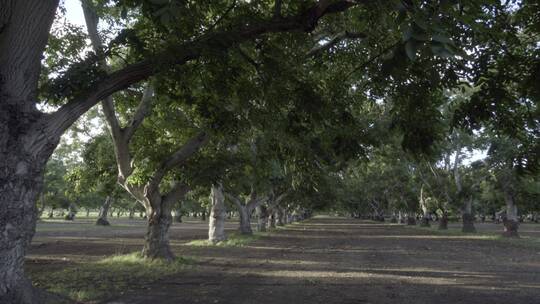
[27,216,540,304]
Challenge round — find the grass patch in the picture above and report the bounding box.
[29,252,195,302]
[185,232,262,247]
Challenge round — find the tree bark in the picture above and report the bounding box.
[419,186,430,227]
[208,184,227,243]
[0,1,61,301]
[96,196,112,225]
[237,204,253,235]
[276,207,285,226]
[267,210,276,229]
[256,205,268,232]
[461,198,476,233]
[502,190,519,238]
[438,211,448,230]
[141,201,175,261]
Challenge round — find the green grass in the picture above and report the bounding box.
[30,252,195,302]
[185,232,263,247]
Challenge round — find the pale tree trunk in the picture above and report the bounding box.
[502,189,519,238]
[419,186,430,227]
[209,184,227,243]
[96,196,112,225]
[461,197,476,233]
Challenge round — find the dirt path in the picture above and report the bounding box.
[102,217,540,304]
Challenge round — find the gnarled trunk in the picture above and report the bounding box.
[96,196,112,226]
[0,169,45,303]
[502,190,519,238]
[0,1,59,301]
[142,202,175,261]
[209,184,227,243]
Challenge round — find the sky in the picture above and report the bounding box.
[64,0,85,26]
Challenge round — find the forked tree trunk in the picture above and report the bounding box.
[142,201,175,261]
[96,196,112,226]
[502,190,519,238]
[209,184,227,243]
[461,198,476,233]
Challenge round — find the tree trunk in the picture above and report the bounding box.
[438,211,448,230]
[96,196,112,226]
[64,203,77,221]
[461,198,476,233]
[267,210,276,229]
[174,210,183,223]
[1,0,61,291]
[502,190,519,238]
[237,204,253,235]
[0,167,46,303]
[406,215,416,225]
[276,207,285,226]
[141,203,175,261]
[208,184,227,243]
[256,205,268,232]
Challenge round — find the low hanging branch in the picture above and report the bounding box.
[44,0,363,138]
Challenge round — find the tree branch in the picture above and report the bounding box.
[147,132,209,194]
[44,0,362,138]
[124,85,154,141]
[162,182,190,207]
[225,192,244,209]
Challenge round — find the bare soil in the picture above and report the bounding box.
[27,216,540,304]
